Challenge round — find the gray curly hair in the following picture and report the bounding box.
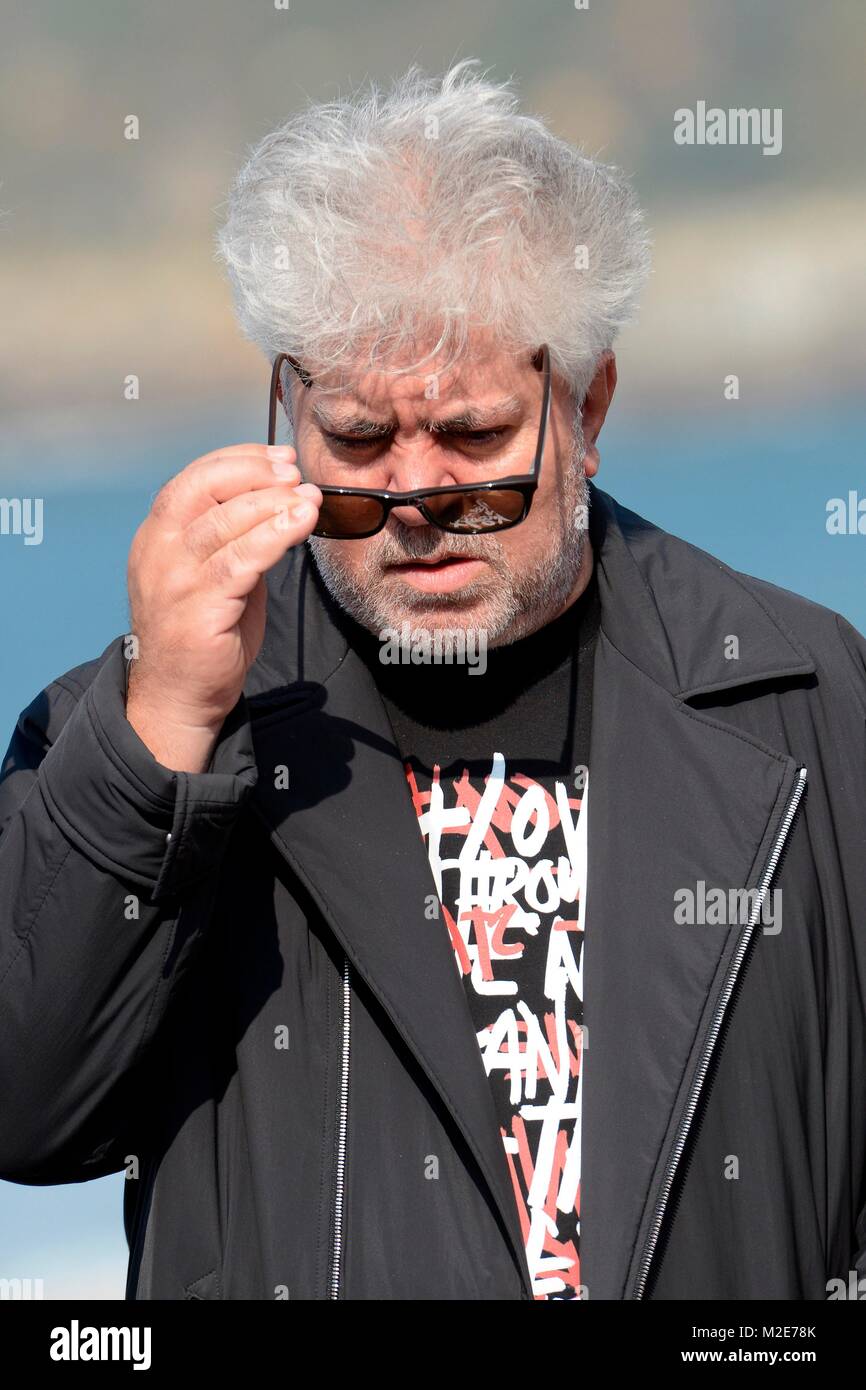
[215,59,651,416]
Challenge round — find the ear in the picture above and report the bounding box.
[580,352,617,479]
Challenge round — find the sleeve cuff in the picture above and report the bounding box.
[40,638,258,896]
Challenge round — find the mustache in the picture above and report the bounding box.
[371,524,502,565]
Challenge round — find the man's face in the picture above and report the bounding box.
[291,333,609,647]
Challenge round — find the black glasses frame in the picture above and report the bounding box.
[267,343,551,539]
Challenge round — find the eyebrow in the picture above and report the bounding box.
[310,394,525,436]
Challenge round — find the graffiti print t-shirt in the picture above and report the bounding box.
[366,573,598,1300]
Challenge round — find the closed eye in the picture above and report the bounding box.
[323,431,388,452]
[459,429,507,446]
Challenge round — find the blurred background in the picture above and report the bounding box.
[1,0,864,1298]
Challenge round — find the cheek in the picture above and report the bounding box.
[495,519,537,571]
[331,537,382,580]
[330,540,360,573]
[536,458,566,504]
[530,463,574,531]
[513,487,555,550]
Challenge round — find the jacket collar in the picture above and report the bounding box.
[587,484,815,698]
[244,484,813,1298]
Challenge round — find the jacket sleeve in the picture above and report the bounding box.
[0,637,258,1184]
[834,613,866,714]
[833,611,866,1290]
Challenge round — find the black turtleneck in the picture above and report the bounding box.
[351,566,599,779]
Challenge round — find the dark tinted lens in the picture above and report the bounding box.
[424,488,527,533]
[314,493,387,538]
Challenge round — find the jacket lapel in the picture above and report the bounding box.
[579,488,814,1298]
[245,550,533,1294]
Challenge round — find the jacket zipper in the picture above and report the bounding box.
[329,954,352,1299]
[632,765,808,1300]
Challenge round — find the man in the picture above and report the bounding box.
[1,61,865,1302]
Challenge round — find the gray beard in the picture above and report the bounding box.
[307,426,590,650]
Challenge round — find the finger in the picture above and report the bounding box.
[183,482,323,563]
[203,495,322,598]
[151,445,300,528]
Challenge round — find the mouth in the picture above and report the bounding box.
[385,554,486,593]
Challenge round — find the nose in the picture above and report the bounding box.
[381,442,458,528]
[388,499,430,528]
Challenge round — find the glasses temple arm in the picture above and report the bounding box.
[532,344,552,479]
[268,353,315,446]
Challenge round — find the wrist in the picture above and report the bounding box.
[125,687,224,774]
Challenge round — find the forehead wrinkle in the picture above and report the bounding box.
[309,392,525,433]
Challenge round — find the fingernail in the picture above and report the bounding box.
[267,445,293,460]
[271,460,298,478]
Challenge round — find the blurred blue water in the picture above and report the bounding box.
[0,403,863,1297]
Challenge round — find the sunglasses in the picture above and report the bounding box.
[267,344,551,539]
